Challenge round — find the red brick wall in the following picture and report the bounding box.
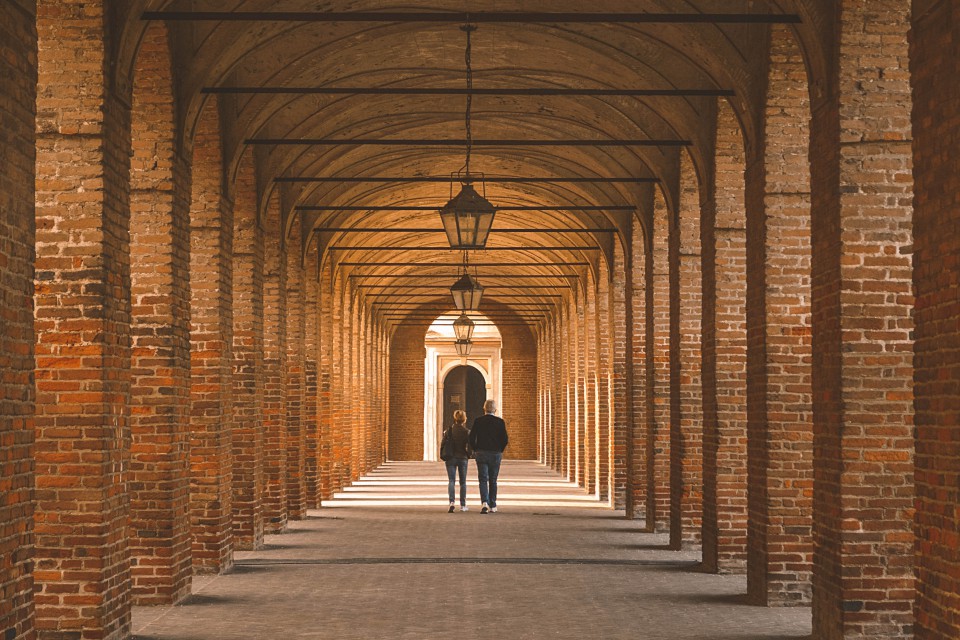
[745,25,814,606]
[646,188,672,532]
[318,261,334,497]
[388,323,429,461]
[670,150,704,549]
[810,2,915,637]
[231,153,265,550]
[627,209,649,518]
[700,99,748,574]
[596,268,613,501]
[910,1,960,637]
[284,220,306,518]
[303,250,320,507]
[128,20,193,603]
[189,97,235,574]
[500,323,538,460]
[262,192,288,531]
[611,242,631,510]
[0,3,36,638]
[35,1,134,637]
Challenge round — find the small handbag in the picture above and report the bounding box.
[439,429,454,462]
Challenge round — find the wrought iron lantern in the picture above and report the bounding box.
[454,339,473,357]
[452,313,476,342]
[449,266,484,312]
[440,23,496,250]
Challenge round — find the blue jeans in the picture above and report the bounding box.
[446,458,469,505]
[474,451,503,508]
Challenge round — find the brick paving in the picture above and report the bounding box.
[132,462,811,640]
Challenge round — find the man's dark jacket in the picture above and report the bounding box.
[469,414,508,453]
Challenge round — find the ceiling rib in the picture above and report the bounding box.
[142,11,801,24]
[337,261,587,267]
[298,205,633,212]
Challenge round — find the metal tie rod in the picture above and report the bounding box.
[249,138,689,147]
[207,87,734,97]
[278,176,656,184]
[143,12,802,25]
[300,205,633,211]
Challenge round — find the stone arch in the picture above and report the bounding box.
[128,19,193,605]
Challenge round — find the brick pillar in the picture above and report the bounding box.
[911,3,960,636]
[284,223,306,520]
[612,242,632,511]
[584,275,599,496]
[627,211,649,519]
[746,26,814,605]
[596,267,613,501]
[810,2,915,637]
[304,250,320,507]
[318,261,334,497]
[347,290,360,480]
[646,188,672,533]
[34,1,133,636]
[700,100,748,574]
[575,290,586,487]
[128,21,193,603]
[0,3,35,638]
[262,192,288,532]
[230,155,264,551]
[670,151,704,549]
[189,98,234,574]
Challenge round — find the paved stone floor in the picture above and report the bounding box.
[132,461,812,640]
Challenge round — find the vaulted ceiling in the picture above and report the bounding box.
[117,1,829,329]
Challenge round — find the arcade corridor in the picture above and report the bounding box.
[0,2,958,640]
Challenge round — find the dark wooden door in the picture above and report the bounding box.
[442,366,487,432]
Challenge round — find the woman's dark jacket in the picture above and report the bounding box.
[445,424,471,459]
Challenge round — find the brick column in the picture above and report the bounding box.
[189,98,234,574]
[612,243,632,510]
[700,100,748,574]
[627,212,648,518]
[584,276,599,496]
[318,261,334,496]
[745,26,814,605]
[34,1,133,636]
[810,2,915,637]
[0,3,36,638]
[575,289,587,486]
[284,223,306,520]
[304,250,320,507]
[231,155,264,550]
[911,3,960,636]
[596,269,613,501]
[128,21,193,603]
[262,193,288,532]
[646,189,672,532]
[669,151,703,549]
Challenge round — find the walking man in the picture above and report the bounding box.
[469,399,508,514]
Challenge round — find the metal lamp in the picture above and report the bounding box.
[440,23,496,250]
[452,313,476,341]
[454,339,473,357]
[450,271,484,311]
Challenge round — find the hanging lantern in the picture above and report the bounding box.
[450,272,484,311]
[440,23,496,250]
[440,183,496,249]
[452,313,476,341]
[454,339,473,357]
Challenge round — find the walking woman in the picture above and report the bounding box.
[442,410,471,512]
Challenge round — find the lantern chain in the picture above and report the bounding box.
[462,23,476,181]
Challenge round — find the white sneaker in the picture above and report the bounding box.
[490,506,498,513]
[448,503,455,513]
[481,503,489,514]
[460,505,469,512]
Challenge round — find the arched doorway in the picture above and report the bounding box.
[442,365,487,432]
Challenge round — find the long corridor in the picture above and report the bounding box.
[132,462,810,640]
